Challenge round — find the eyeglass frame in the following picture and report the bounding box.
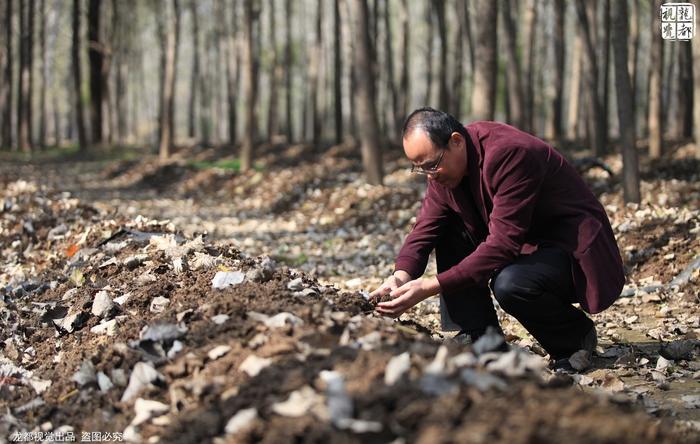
[410,148,446,176]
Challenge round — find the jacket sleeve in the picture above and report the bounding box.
[436,146,546,293]
[394,181,450,279]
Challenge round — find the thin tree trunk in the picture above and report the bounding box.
[677,43,693,139]
[168,0,180,147]
[17,0,32,152]
[383,0,397,135]
[451,0,464,117]
[471,0,497,121]
[72,0,87,151]
[575,0,606,155]
[463,0,475,93]
[1,0,12,148]
[267,0,280,138]
[88,0,105,145]
[333,0,342,143]
[351,0,382,184]
[523,0,537,132]
[612,0,639,203]
[694,6,700,144]
[501,0,524,128]
[187,0,199,139]
[567,30,582,140]
[157,0,176,159]
[434,0,448,111]
[309,0,322,146]
[284,0,292,142]
[648,0,663,158]
[240,0,258,171]
[225,0,238,145]
[547,0,565,140]
[628,0,639,131]
[424,2,433,105]
[39,0,46,147]
[396,0,409,128]
[600,0,610,147]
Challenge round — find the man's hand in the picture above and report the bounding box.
[376,277,441,318]
[369,270,411,302]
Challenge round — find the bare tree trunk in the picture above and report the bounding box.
[501,0,524,128]
[72,0,87,151]
[266,0,280,138]
[567,30,582,140]
[648,0,663,158]
[612,0,639,203]
[694,6,700,144]
[309,0,322,146]
[434,0,448,111]
[471,0,497,121]
[547,0,565,140]
[450,0,463,118]
[463,0,475,91]
[1,0,12,148]
[383,0,397,135]
[523,0,537,132]
[240,0,258,171]
[284,0,292,142]
[396,0,409,128]
[677,43,693,139]
[88,0,106,145]
[600,0,610,147]
[424,2,433,105]
[17,0,32,152]
[225,0,238,145]
[575,0,606,155]
[187,0,199,139]
[333,0,342,143]
[351,0,382,184]
[628,0,639,130]
[157,0,176,159]
[168,0,180,147]
[39,0,46,147]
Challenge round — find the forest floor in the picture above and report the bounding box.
[1,139,700,443]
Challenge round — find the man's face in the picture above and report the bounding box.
[403,129,467,189]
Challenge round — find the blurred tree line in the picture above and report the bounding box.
[0,0,698,201]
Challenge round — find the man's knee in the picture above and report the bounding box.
[491,266,525,310]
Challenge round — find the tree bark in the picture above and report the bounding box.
[225,0,238,145]
[396,0,409,128]
[17,0,32,152]
[157,0,176,159]
[424,2,433,105]
[351,0,382,185]
[523,0,537,132]
[600,0,610,146]
[434,0,448,112]
[187,0,199,139]
[567,29,582,140]
[309,0,322,146]
[1,0,12,148]
[240,0,258,171]
[333,0,342,143]
[168,0,180,147]
[471,0,497,121]
[648,0,663,158]
[88,0,107,145]
[628,0,639,131]
[266,0,280,138]
[575,0,606,155]
[694,6,700,144]
[284,0,293,142]
[39,0,46,147]
[383,0,397,135]
[677,43,693,139]
[72,0,87,151]
[611,0,639,203]
[450,0,463,118]
[501,0,524,128]
[547,0,565,140]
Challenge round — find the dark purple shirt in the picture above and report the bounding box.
[395,121,625,314]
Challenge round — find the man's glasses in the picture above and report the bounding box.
[410,149,445,176]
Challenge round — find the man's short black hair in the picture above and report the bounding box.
[402,107,468,149]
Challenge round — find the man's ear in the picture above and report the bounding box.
[450,132,463,146]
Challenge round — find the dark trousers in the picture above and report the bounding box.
[436,223,594,359]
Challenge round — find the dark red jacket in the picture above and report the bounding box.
[395,122,625,314]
